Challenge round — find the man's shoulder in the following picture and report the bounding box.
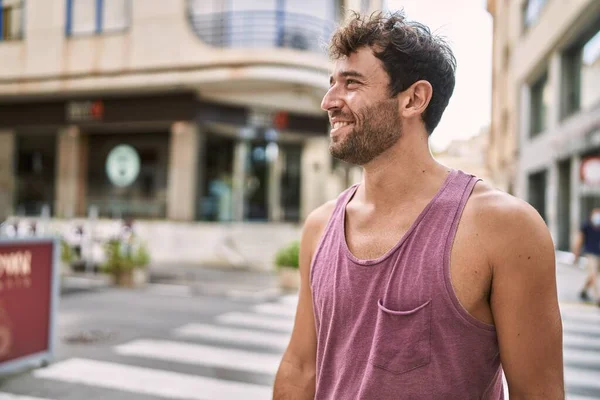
[466,181,549,240]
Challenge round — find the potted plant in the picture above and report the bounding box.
[60,239,75,276]
[101,237,150,288]
[274,241,300,291]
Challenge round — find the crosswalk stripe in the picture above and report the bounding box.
[173,323,290,350]
[115,339,282,374]
[0,394,53,400]
[567,394,600,400]
[279,294,298,306]
[253,303,297,318]
[216,312,293,332]
[562,321,600,336]
[563,348,600,368]
[33,358,272,400]
[562,310,600,324]
[564,366,600,390]
[564,333,600,351]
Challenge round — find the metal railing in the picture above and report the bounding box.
[187,9,335,53]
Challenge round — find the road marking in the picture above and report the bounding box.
[564,366,600,390]
[563,348,600,368]
[216,312,293,332]
[145,284,192,297]
[253,303,297,318]
[563,333,600,351]
[34,358,271,400]
[115,339,281,374]
[173,323,290,350]
[0,394,53,400]
[279,294,298,306]
[562,321,600,336]
[566,394,600,400]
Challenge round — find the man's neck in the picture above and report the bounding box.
[356,132,450,208]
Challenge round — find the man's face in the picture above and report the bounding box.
[321,47,402,166]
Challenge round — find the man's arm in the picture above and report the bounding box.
[572,230,584,263]
[486,197,564,399]
[273,201,335,400]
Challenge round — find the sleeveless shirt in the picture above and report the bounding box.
[310,169,504,399]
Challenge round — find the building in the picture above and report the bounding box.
[0,0,381,269]
[487,0,600,251]
[434,127,494,186]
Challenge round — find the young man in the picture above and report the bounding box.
[273,11,564,400]
[572,208,600,305]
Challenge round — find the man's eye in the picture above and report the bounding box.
[347,79,357,84]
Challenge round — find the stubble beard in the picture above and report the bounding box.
[329,98,402,166]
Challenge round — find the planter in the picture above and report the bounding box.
[113,268,148,288]
[278,266,300,291]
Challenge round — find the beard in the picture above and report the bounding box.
[329,98,402,165]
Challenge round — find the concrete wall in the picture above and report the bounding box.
[0,131,15,220]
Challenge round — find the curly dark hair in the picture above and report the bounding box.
[328,10,457,135]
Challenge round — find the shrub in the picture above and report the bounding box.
[275,241,300,270]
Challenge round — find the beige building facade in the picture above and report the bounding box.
[0,0,381,269]
[488,0,600,250]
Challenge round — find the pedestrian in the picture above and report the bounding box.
[572,208,600,305]
[273,10,564,400]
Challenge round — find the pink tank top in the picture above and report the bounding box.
[310,169,504,399]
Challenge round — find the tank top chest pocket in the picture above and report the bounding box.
[369,298,432,375]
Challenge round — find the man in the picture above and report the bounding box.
[572,208,600,306]
[273,10,564,400]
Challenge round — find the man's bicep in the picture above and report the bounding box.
[490,205,564,398]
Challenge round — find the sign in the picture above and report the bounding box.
[0,239,58,374]
[581,156,600,186]
[106,145,141,188]
[66,100,104,122]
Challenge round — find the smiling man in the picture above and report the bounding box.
[273,11,564,400]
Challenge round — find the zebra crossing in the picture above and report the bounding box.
[1,293,299,400]
[0,292,599,399]
[561,303,600,399]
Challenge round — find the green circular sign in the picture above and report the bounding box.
[106,145,141,187]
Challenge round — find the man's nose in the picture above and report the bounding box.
[321,87,342,112]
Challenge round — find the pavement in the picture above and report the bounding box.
[0,260,597,399]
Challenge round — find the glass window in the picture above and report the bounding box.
[522,0,547,31]
[14,134,57,216]
[87,133,168,219]
[562,26,600,118]
[279,144,302,222]
[68,0,129,36]
[200,135,235,222]
[1,0,24,41]
[528,170,547,222]
[529,71,550,137]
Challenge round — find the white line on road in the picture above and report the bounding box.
[563,321,600,336]
[563,333,600,351]
[34,358,272,400]
[0,394,53,400]
[115,339,282,375]
[173,323,290,350]
[564,366,600,391]
[563,348,600,368]
[279,295,298,306]
[216,312,293,332]
[567,394,600,400]
[253,303,297,318]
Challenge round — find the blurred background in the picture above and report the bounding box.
[0,0,598,399]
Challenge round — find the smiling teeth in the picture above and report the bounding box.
[333,122,352,129]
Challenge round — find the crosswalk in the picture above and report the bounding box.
[0,295,598,399]
[2,293,299,400]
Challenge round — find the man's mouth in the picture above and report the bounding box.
[331,121,354,133]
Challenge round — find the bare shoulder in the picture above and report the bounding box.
[301,198,338,255]
[466,180,555,268]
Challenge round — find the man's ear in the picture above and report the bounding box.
[400,80,433,119]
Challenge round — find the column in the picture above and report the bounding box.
[167,121,200,221]
[516,84,531,200]
[55,126,81,219]
[546,162,559,245]
[548,52,562,130]
[232,140,250,222]
[0,131,15,220]
[268,143,283,222]
[301,137,330,220]
[570,155,582,250]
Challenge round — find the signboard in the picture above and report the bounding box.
[0,239,58,374]
[106,145,141,188]
[66,100,104,122]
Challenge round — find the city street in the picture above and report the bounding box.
[0,263,598,400]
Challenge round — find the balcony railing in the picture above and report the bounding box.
[187,10,336,53]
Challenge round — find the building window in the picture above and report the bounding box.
[0,0,24,41]
[529,71,550,137]
[528,169,547,222]
[522,0,547,31]
[66,0,129,36]
[561,24,600,119]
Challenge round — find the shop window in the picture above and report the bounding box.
[15,134,57,216]
[86,133,168,219]
[529,71,550,138]
[66,0,129,36]
[522,0,547,32]
[200,135,235,222]
[528,170,547,222]
[561,24,600,119]
[0,0,24,41]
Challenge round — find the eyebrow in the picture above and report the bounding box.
[329,70,367,85]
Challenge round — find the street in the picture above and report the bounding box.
[0,263,598,400]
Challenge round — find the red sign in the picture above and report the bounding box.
[0,241,55,364]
